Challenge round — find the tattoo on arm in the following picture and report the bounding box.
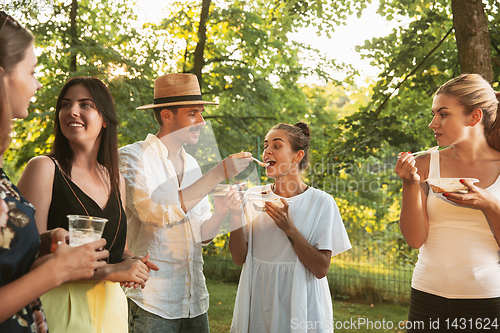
[287,236,295,247]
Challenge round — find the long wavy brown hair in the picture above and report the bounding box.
[49,77,120,194]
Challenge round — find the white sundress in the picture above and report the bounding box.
[231,184,352,333]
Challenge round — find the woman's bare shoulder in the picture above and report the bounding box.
[24,155,56,174]
[17,156,56,196]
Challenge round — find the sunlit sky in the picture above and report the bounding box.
[137,0,410,85]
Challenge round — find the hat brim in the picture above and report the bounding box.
[137,100,218,110]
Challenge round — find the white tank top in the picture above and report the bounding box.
[412,150,500,298]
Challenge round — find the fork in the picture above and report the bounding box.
[410,146,439,156]
[252,157,269,167]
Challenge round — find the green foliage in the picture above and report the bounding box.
[330,0,500,169]
[4,0,354,179]
[5,0,161,178]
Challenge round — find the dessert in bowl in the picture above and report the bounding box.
[247,197,291,211]
[426,178,479,194]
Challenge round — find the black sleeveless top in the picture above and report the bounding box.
[0,169,47,332]
[47,159,126,264]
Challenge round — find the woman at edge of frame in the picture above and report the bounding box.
[395,74,500,332]
[0,11,109,332]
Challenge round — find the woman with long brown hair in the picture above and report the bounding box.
[18,77,159,332]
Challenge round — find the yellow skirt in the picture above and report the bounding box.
[40,281,128,333]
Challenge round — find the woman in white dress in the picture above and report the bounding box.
[228,122,351,333]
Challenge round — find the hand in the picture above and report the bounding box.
[38,227,69,258]
[50,228,69,253]
[54,238,109,282]
[225,187,244,215]
[265,198,296,235]
[442,179,499,211]
[140,253,159,272]
[213,192,230,217]
[222,152,252,179]
[107,256,151,289]
[395,152,420,184]
[120,254,159,289]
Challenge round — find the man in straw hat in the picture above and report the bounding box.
[119,73,252,332]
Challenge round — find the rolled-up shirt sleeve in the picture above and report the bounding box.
[119,143,187,228]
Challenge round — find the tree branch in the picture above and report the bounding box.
[375,28,453,117]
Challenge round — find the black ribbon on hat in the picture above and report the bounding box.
[154,95,203,104]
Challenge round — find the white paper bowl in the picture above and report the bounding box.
[426,178,479,193]
[248,198,288,211]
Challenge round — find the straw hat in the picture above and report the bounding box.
[137,73,218,110]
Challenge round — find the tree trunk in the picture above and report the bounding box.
[451,0,493,83]
[69,0,78,72]
[193,0,211,88]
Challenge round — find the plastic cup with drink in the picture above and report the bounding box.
[68,215,107,247]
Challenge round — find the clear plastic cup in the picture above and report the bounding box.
[67,215,108,247]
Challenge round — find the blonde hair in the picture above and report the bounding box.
[436,74,500,151]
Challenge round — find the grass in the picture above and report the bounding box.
[332,301,409,333]
[207,279,238,333]
[207,278,410,333]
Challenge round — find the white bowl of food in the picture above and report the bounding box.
[248,197,289,211]
[212,182,246,197]
[426,178,479,193]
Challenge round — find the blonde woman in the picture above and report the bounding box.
[396,74,500,332]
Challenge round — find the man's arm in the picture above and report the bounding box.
[200,194,231,243]
[179,152,252,213]
[120,146,251,227]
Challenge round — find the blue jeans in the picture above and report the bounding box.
[128,299,210,333]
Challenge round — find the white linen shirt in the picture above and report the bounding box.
[119,134,212,319]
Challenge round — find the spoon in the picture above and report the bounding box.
[252,157,269,167]
[410,146,439,157]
